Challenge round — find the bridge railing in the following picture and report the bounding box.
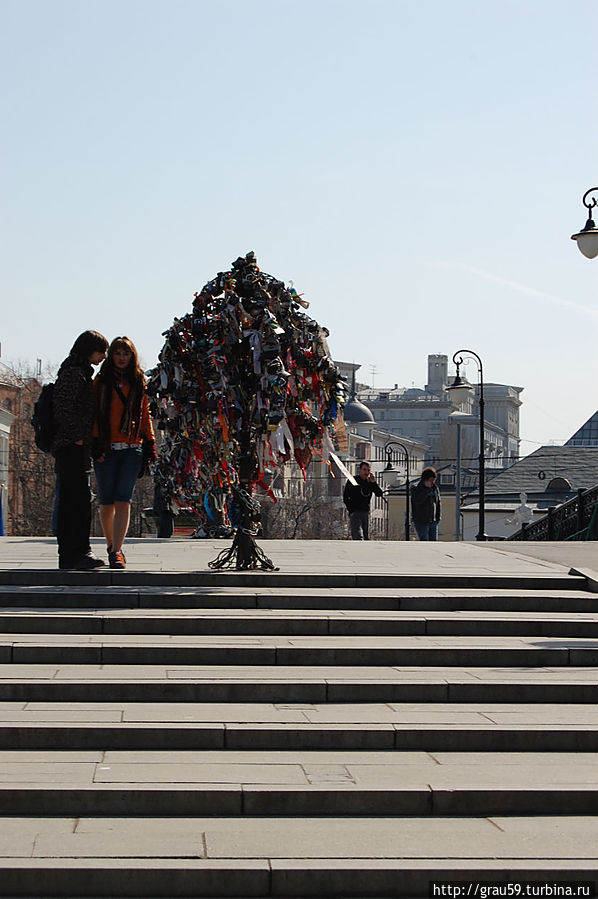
[508,484,598,541]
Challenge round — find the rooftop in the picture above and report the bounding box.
[566,410,598,447]
[484,446,598,496]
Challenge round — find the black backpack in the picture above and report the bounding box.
[31,383,56,452]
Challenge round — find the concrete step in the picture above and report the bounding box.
[1,541,596,895]
[4,608,598,636]
[2,783,598,816]
[2,633,598,666]
[0,816,596,896]
[1,664,597,703]
[0,703,597,750]
[0,570,585,591]
[1,749,597,816]
[0,586,596,611]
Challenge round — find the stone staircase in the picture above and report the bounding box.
[0,563,597,896]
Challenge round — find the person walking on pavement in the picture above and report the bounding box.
[411,466,441,541]
[343,461,384,540]
[52,330,109,570]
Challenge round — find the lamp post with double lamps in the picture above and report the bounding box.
[571,187,598,259]
[446,350,488,541]
[382,441,411,541]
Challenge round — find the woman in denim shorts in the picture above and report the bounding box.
[92,337,155,569]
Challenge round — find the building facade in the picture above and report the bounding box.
[356,354,522,473]
[0,407,13,534]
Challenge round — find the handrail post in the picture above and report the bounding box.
[547,506,555,540]
[578,488,585,533]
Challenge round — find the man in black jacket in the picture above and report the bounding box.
[52,330,108,570]
[343,462,384,540]
[411,467,441,541]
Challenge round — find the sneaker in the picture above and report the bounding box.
[108,550,126,569]
[72,553,105,571]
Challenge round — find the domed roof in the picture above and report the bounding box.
[343,367,375,424]
[343,396,375,424]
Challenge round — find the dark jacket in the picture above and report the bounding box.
[411,479,441,525]
[51,354,95,455]
[343,475,384,513]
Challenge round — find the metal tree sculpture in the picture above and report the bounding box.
[147,252,345,569]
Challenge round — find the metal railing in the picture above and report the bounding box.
[508,484,598,541]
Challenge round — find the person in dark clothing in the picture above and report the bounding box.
[153,483,174,539]
[52,330,109,570]
[411,466,441,541]
[343,461,384,540]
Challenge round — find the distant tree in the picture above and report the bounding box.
[0,359,158,539]
[259,471,348,540]
[1,360,57,536]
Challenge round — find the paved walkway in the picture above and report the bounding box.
[0,536,595,576]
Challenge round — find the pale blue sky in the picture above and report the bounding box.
[2,0,597,451]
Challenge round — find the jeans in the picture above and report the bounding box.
[350,510,370,540]
[55,445,92,565]
[94,446,143,505]
[414,521,438,541]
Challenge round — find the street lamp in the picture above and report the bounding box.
[447,350,488,541]
[571,187,598,259]
[448,412,466,541]
[381,441,411,540]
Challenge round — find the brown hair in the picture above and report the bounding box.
[101,337,144,385]
[421,467,437,481]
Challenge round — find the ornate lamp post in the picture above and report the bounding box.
[382,440,411,540]
[447,350,488,541]
[571,187,598,259]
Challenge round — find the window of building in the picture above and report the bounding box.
[356,443,371,461]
